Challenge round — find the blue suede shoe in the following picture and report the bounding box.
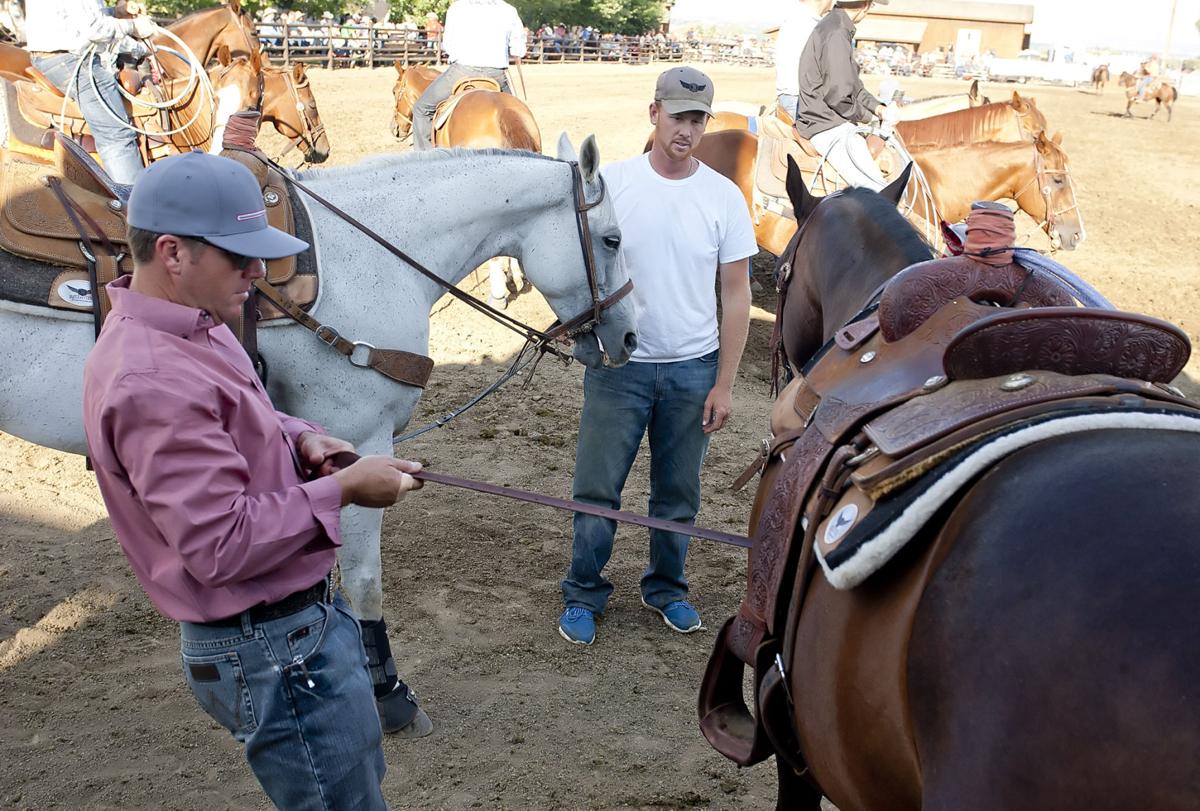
[558,606,596,645]
[641,597,702,634]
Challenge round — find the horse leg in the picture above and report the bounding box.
[507,257,530,295]
[486,257,508,308]
[337,451,434,738]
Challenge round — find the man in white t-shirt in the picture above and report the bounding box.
[775,0,833,119]
[559,67,756,646]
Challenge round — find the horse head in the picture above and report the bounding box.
[212,44,263,115]
[391,62,437,140]
[261,61,330,163]
[1017,130,1083,251]
[550,133,638,368]
[159,3,260,69]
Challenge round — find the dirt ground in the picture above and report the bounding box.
[1,63,1197,810]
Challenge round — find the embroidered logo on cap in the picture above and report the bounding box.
[680,80,706,92]
[236,209,267,222]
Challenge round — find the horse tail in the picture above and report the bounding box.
[498,105,540,152]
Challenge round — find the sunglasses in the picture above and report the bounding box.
[187,237,260,272]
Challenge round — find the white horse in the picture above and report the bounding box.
[0,133,637,730]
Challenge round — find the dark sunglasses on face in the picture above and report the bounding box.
[187,237,260,271]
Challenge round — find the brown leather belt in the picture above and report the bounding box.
[202,576,332,628]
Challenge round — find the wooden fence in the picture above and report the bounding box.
[256,24,772,70]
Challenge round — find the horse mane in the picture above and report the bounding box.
[293,147,556,181]
[173,5,233,23]
[835,188,934,264]
[899,101,1029,148]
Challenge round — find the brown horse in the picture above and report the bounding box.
[1119,71,1177,121]
[1091,63,1110,93]
[906,130,1084,250]
[390,62,540,151]
[151,0,260,76]
[700,161,1200,810]
[895,92,1046,148]
[687,123,1083,255]
[259,60,330,163]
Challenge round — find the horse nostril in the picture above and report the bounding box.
[624,332,638,354]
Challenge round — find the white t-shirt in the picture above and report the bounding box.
[442,0,527,69]
[775,6,822,97]
[601,153,757,363]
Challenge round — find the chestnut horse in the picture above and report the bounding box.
[390,62,540,151]
[687,122,1083,256]
[1119,71,1177,121]
[1092,63,1110,93]
[704,162,1200,811]
[151,0,260,75]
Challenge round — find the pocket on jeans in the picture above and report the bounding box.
[698,349,720,364]
[285,604,331,664]
[181,651,258,739]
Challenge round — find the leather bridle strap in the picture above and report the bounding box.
[328,452,751,548]
[253,278,434,387]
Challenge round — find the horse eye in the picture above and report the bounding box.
[603,236,620,250]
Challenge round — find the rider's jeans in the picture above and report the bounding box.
[562,353,718,614]
[180,592,388,810]
[32,52,144,185]
[809,121,887,191]
[411,63,510,150]
[777,93,799,120]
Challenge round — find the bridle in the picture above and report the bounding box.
[266,154,631,354]
[393,71,417,134]
[1013,140,1082,248]
[265,69,326,162]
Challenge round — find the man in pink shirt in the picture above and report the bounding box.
[83,151,421,809]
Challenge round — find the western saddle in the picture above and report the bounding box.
[0,114,433,388]
[430,76,502,147]
[699,244,1195,769]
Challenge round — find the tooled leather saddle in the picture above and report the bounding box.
[698,251,1196,771]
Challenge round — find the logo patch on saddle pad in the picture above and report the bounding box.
[823,503,858,546]
[57,281,92,307]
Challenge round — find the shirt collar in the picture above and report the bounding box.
[106,275,218,337]
[831,7,854,32]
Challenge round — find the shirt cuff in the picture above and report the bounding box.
[300,476,343,547]
[279,414,325,445]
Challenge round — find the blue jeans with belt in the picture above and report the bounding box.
[180,591,387,810]
[562,352,718,614]
[32,52,144,185]
[411,62,510,150]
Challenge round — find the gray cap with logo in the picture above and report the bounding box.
[127,151,308,259]
[654,66,714,117]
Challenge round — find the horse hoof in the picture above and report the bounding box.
[377,682,434,737]
[392,707,434,739]
[489,295,508,310]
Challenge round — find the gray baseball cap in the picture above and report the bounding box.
[127,151,308,259]
[654,66,714,116]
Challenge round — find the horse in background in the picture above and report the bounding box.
[1118,71,1177,121]
[895,92,1046,147]
[151,0,260,75]
[391,60,542,308]
[1092,63,1110,93]
[699,156,1200,810]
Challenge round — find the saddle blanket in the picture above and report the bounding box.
[814,409,1200,590]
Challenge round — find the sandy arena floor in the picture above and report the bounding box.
[1,63,1197,809]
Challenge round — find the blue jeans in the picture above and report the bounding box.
[777,93,799,120]
[180,591,387,810]
[412,63,510,150]
[32,52,144,185]
[562,352,719,614]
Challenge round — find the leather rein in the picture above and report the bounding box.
[329,452,751,548]
[263,153,631,352]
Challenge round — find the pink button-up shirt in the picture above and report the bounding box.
[83,276,343,623]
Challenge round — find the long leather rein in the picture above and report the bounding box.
[329,452,751,548]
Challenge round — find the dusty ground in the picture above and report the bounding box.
[1,64,1198,809]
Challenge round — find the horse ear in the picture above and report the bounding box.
[228,0,241,12]
[579,135,601,184]
[555,132,578,162]
[217,45,231,66]
[878,162,912,206]
[250,47,262,71]
[969,79,979,101]
[785,155,819,221]
[293,62,306,81]
[1034,131,1050,153]
[1051,131,1063,146]
[394,60,405,76]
